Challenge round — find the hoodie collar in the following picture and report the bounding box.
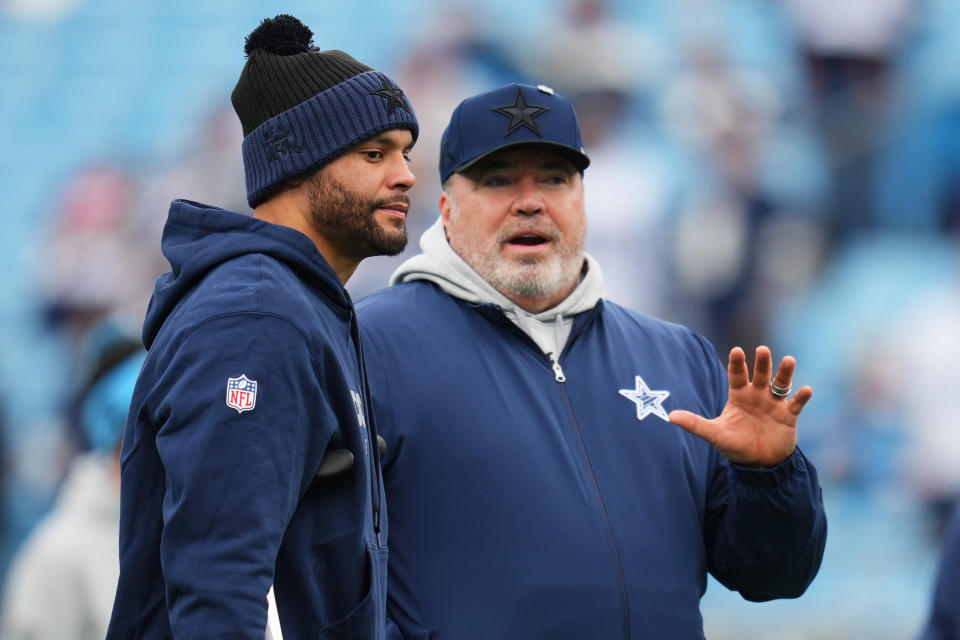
[143,199,349,348]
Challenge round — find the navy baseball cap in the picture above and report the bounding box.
[439,82,590,184]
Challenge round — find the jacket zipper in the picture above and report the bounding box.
[551,349,631,639]
[349,308,384,548]
[491,302,628,638]
[548,352,567,382]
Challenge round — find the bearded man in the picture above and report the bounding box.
[107,14,417,639]
[356,83,826,639]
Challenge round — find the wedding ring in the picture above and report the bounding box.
[770,380,792,399]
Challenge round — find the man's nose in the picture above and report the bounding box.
[387,155,416,191]
[513,178,543,216]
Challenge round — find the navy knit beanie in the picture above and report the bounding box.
[231,14,419,208]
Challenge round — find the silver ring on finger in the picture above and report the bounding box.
[770,380,792,399]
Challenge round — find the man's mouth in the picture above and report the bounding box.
[378,201,409,218]
[507,232,549,246]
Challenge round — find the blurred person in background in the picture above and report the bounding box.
[357,82,826,638]
[657,37,828,353]
[782,0,915,240]
[105,14,418,639]
[0,323,144,640]
[39,163,157,345]
[873,252,960,541]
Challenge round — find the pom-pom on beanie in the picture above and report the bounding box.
[231,14,419,208]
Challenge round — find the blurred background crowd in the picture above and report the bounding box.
[2,0,959,637]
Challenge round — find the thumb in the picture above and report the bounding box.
[669,409,713,442]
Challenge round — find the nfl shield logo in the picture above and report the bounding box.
[226,374,257,414]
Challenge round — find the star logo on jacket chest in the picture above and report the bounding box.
[618,375,670,422]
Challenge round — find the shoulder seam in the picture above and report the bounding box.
[180,311,324,380]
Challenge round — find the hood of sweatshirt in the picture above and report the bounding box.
[143,199,349,349]
[389,217,605,355]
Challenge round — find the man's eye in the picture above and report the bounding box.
[364,151,383,160]
[484,177,509,187]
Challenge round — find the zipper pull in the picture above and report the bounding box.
[548,353,567,382]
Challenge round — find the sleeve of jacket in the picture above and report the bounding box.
[917,504,960,639]
[696,334,828,601]
[151,313,333,638]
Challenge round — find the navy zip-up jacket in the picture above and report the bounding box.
[107,200,387,639]
[357,281,826,639]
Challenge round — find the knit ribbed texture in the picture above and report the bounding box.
[241,71,419,208]
[231,49,373,137]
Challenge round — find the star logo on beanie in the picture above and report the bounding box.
[263,124,302,159]
[371,77,411,116]
[492,88,549,137]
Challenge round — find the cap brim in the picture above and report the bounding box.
[454,140,590,176]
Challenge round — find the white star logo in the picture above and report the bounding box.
[618,375,671,422]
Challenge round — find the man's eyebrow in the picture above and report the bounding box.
[473,158,574,174]
[469,159,515,176]
[364,134,408,149]
[538,159,575,171]
[474,159,509,171]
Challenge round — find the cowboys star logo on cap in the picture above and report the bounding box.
[618,375,670,422]
[492,87,549,136]
[226,374,258,414]
[438,82,590,184]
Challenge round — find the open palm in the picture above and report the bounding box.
[669,346,813,467]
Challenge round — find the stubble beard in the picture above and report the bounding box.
[448,202,586,303]
[307,172,408,257]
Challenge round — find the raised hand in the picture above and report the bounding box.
[668,346,813,467]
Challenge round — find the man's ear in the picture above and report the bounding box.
[438,191,451,227]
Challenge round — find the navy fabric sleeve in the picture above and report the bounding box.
[917,504,960,639]
[697,334,828,601]
[152,313,333,637]
[707,449,827,600]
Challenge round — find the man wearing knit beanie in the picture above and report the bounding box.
[106,14,417,639]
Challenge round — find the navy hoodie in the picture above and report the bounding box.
[107,200,386,639]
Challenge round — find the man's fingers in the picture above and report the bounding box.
[727,347,749,389]
[771,355,797,396]
[787,385,813,416]
[669,409,712,442]
[752,346,773,389]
